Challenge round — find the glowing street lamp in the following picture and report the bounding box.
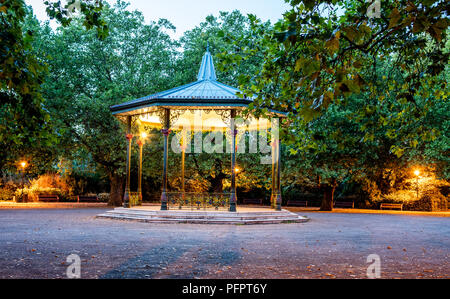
[414,169,420,200]
[234,167,240,173]
[18,161,28,202]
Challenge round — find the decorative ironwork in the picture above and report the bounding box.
[156,108,168,127]
[166,193,230,210]
[169,109,185,124]
[216,109,231,127]
[129,192,142,207]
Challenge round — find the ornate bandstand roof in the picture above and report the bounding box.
[110,49,254,116]
[110,48,286,131]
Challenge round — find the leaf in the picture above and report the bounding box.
[388,8,401,29]
[325,34,340,55]
[295,58,305,72]
[428,18,448,42]
[341,26,357,42]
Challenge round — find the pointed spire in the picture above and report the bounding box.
[197,45,217,81]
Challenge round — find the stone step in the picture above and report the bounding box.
[112,208,296,217]
[101,211,300,221]
[97,213,306,224]
[96,209,309,225]
[110,208,293,217]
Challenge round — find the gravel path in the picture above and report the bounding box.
[0,208,448,279]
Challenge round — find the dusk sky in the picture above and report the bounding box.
[25,0,291,40]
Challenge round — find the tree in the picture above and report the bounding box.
[37,1,179,205]
[219,0,449,209]
[44,0,108,38]
[0,1,55,173]
[177,10,269,87]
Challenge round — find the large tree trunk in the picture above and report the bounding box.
[208,158,225,193]
[108,172,124,207]
[209,175,224,193]
[320,178,337,211]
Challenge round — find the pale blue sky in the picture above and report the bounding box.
[25,0,290,39]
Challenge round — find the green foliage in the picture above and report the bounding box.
[35,2,179,204]
[0,188,15,201]
[219,1,449,205]
[44,0,108,38]
[179,10,268,87]
[221,0,448,145]
[0,1,55,171]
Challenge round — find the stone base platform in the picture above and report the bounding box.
[97,206,309,225]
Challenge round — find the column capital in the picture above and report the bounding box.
[161,129,172,136]
[137,139,144,147]
[126,133,134,141]
[228,129,238,137]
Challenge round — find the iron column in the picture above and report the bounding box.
[275,138,282,211]
[123,115,132,208]
[161,109,170,211]
[270,139,277,209]
[229,110,237,212]
[137,137,144,206]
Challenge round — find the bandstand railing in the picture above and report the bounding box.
[129,192,142,207]
[167,193,231,211]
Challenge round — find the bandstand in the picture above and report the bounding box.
[99,48,309,224]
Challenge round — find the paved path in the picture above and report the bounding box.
[0,208,448,279]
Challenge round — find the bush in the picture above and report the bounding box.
[382,190,416,203]
[410,190,448,212]
[381,189,448,211]
[13,173,74,202]
[0,188,15,201]
[97,193,110,203]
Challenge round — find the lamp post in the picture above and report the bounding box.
[414,170,420,200]
[19,161,27,202]
[137,132,147,206]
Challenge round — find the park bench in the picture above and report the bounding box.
[38,194,59,202]
[287,200,308,207]
[242,198,263,205]
[380,203,403,211]
[334,201,354,209]
[77,195,99,203]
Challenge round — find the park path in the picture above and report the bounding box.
[0,208,448,279]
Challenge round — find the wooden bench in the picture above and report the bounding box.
[77,195,99,203]
[334,201,354,208]
[287,200,308,207]
[38,194,59,202]
[242,198,263,205]
[380,203,403,211]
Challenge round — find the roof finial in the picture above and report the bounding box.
[197,44,217,81]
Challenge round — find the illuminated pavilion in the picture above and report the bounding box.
[110,48,286,213]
